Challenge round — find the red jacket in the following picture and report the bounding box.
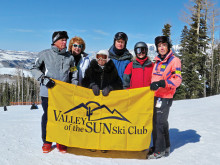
[151,50,182,98]
[123,57,154,89]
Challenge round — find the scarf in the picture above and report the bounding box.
[136,56,148,65]
[113,45,126,56]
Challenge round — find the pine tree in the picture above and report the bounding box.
[175,26,189,99]
[206,0,220,95]
[0,83,3,106]
[198,15,209,97]
[162,24,172,37]
[180,21,203,99]
[213,42,220,94]
[179,0,209,98]
[162,24,172,47]
[2,82,10,106]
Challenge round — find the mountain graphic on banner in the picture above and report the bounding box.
[64,101,131,123]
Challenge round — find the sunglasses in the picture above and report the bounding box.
[136,47,146,54]
[73,44,83,49]
[96,54,107,60]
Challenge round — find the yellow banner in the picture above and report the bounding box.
[47,80,154,151]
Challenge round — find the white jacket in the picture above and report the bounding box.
[77,52,91,85]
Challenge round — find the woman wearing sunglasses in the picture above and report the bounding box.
[68,36,91,85]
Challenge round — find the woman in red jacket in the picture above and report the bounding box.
[123,42,154,89]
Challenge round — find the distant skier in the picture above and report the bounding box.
[148,36,182,159]
[31,31,78,153]
[30,103,38,110]
[4,106,7,111]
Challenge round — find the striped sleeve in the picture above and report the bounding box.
[166,57,182,89]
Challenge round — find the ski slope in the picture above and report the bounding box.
[1,95,220,165]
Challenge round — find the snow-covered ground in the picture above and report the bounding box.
[1,95,220,165]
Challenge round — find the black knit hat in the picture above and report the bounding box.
[154,36,172,52]
[52,31,69,45]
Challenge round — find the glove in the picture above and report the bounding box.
[41,76,55,88]
[150,80,165,91]
[91,84,100,96]
[102,86,113,96]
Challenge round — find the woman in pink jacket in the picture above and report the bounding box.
[148,36,182,159]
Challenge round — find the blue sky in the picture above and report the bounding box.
[0,0,219,52]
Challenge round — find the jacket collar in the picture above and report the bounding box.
[109,46,133,61]
[133,58,152,68]
[51,46,67,55]
[154,50,173,63]
[68,51,89,58]
[91,59,115,72]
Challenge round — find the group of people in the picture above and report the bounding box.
[31,30,182,159]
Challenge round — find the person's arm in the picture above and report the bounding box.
[71,67,78,85]
[123,62,132,89]
[70,56,78,85]
[81,66,92,88]
[30,51,45,81]
[82,67,100,96]
[165,57,182,89]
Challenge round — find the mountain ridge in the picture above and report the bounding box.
[0,44,181,78]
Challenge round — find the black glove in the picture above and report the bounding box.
[91,84,100,96]
[41,76,55,88]
[150,80,165,91]
[102,86,113,96]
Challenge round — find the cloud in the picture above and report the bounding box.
[9,28,34,33]
[93,29,109,36]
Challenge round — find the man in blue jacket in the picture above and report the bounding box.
[108,32,133,83]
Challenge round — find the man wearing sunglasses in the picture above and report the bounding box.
[31,31,78,154]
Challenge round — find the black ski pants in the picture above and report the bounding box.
[152,97,173,153]
[41,97,51,144]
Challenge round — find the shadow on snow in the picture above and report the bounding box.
[169,128,201,153]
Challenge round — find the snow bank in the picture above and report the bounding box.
[0,95,220,165]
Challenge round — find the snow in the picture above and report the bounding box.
[0,68,32,77]
[1,95,220,165]
[0,49,37,61]
[0,49,37,74]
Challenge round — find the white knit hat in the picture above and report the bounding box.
[97,50,109,56]
[96,50,109,62]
